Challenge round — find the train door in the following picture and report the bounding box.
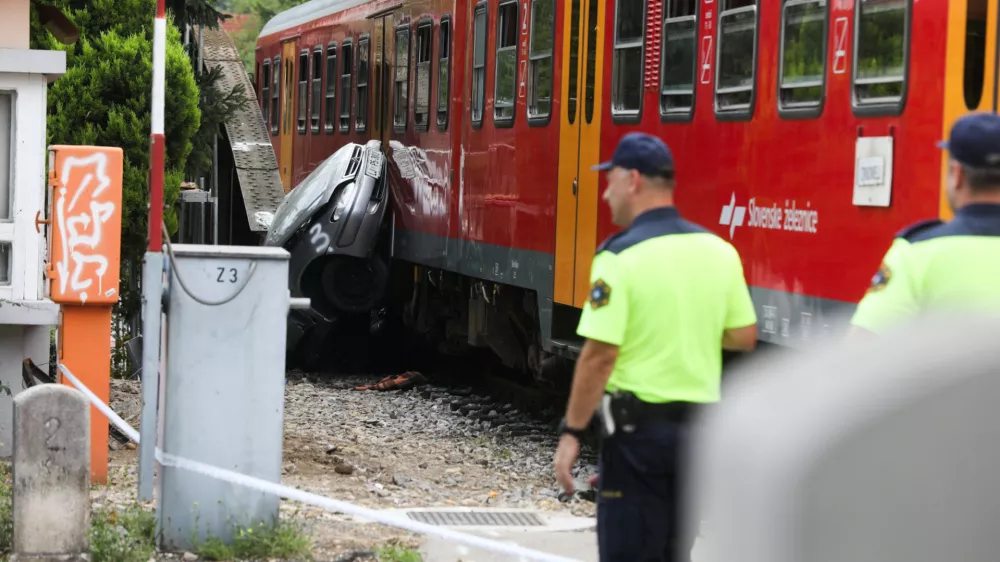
[370,10,396,152]
[554,0,606,308]
[939,0,991,218]
[279,39,297,191]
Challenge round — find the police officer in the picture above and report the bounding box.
[851,112,1000,335]
[552,132,758,562]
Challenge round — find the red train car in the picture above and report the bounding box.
[255,0,993,382]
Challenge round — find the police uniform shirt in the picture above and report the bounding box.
[852,203,1000,333]
[576,206,757,404]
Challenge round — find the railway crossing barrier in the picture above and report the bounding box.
[688,311,1000,562]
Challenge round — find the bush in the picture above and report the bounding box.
[90,503,158,562]
[194,518,314,560]
[0,462,11,552]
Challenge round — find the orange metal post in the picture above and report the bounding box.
[45,145,124,485]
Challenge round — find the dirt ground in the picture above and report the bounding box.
[101,375,597,560]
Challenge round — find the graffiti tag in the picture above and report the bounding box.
[54,152,118,305]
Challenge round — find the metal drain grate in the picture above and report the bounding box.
[406,511,545,527]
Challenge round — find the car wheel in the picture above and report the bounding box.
[320,254,389,314]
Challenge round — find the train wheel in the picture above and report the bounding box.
[320,254,389,314]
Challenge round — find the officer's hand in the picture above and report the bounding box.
[554,434,580,494]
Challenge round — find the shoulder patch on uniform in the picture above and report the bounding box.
[867,262,892,293]
[895,218,944,241]
[588,279,612,309]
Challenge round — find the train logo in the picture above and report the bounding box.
[719,192,746,240]
[721,193,820,240]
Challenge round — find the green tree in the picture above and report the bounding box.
[168,0,230,30]
[228,0,301,73]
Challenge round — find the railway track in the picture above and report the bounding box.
[294,362,571,443]
[294,338,602,498]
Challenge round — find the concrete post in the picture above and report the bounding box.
[11,384,90,562]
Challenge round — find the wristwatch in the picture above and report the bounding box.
[558,417,586,440]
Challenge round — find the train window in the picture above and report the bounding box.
[284,56,294,136]
[261,60,270,127]
[357,36,370,132]
[853,0,909,109]
[778,0,827,115]
[340,40,353,133]
[394,27,410,131]
[584,0,598,123]
[528,0,554,122]
[715,0,758,117]
[472,2,487,128]
[567,0,580,125]
[415,21,433,131]
[612,0,645,120]
[311,47,322,133]
[964,0,987,110]
[271,55,280,135]
[438,17,451,130]
[495,0,518,125]
[660,0,697,119]
[325,43,337,133]
[298,50,308,135]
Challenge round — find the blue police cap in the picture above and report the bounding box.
[938,112,1000,169]
[592,132,674,177]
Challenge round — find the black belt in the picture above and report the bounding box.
[636,399,696,423]
[604,391,698,429]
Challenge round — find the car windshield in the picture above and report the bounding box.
[264,145,356,246]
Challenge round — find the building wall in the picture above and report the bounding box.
[0,0,29,49]
[0,37,66,457]
[0,72,50,303]
[0,324,51,458]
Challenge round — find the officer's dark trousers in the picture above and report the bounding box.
[596,418,694,562]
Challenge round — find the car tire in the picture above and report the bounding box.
[320,254,389,314]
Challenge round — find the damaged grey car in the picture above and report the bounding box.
[264,140,391,369]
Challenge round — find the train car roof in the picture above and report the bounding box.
[259,0,370,39]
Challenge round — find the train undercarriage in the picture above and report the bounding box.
[286,248,577,391]
[388,263,575,388]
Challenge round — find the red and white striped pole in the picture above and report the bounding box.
[149,0,166,248]
[138,0,167,502]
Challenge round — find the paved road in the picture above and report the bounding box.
[419,522,709,561]
[420,528,599,562]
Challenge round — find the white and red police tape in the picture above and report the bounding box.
[57,364,584,562]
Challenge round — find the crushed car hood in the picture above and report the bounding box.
[264,144,361,247]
